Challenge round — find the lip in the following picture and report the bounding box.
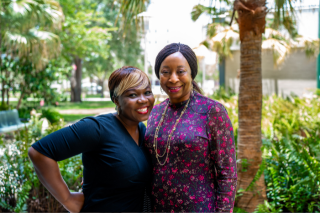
[167,85,183,93]
[136,106,149,114]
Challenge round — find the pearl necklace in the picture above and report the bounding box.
[153,98,191,166]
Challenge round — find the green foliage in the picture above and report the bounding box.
[210,86,236,101]
[0,112,82,212]
[117,0,149,32]
[0,0,63,71]
[214,93,320,212]
[58,0,112,62]
[261,95,320,212]
[0,103,9,111]
[83,0,145,97]
[41,108,62,124]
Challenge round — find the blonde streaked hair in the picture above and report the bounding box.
[108,66,150,102]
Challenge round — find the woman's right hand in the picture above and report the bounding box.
[62,192,85,213]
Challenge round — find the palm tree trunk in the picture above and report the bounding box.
[234,0,267,212]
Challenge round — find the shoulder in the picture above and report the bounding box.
[152,99,168,112]
[149,99,168,118]
[82,113,120,132]
[190,92,226,114]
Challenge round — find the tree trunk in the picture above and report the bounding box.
[234,0,267,212]
[98,79,104,98]
[6,87,9,106]
[219,56,225,87]
[70,57,82,102]
[1,84,5,106]
[16,91,25,110]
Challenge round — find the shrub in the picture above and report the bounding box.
[0,112,82,212]
[0,103,10,111]
[41,108,62,124]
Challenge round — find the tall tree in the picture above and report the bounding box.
[191,0,304,211]
[232,1,268,211]
[83,0,145,98]
[58,0,111,102]
[0,0,63,107]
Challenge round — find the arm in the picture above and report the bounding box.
[29,117,101,212]
[209,103,237,212]
[28,147,84,212]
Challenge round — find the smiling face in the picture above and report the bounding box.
[115,85,155,124]
[159,52,193,104]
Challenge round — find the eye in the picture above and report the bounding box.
[178,70,186,74]
[161,70,169,74]
[129,93,137,97]
[145,91,153,95]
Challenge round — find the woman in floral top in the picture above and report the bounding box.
[145,43,237,212]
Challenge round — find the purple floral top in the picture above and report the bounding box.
[145,92,237,212]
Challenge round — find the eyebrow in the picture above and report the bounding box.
[162,65,185,68]
[126,86,151,92]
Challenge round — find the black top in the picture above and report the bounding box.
[32,113,151,212]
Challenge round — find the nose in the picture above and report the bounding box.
[169,72,179,84]
[138,94,148,104]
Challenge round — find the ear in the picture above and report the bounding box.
[114,97,120,108]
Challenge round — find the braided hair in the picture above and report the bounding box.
[154,43,202,94]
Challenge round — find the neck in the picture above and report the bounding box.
[116,114,139,132]
[169,91,191,104]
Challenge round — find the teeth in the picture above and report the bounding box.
[170,87,181,90]
[137,107,147,112]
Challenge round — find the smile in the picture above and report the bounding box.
[167,86,182,93]
[137,107,148,114]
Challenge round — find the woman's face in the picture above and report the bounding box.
[116,85,155,123]
[159,52,193,104]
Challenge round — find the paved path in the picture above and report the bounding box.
[58,107,116,115]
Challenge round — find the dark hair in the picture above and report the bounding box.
[154,43,202,94]
[108,66,150,102]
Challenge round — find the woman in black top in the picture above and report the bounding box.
[28,66,155,212]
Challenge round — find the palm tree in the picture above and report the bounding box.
[0,0,63,106]
[191,0,306,211]
[232,1,268,211]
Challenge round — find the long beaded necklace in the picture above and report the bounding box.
[153,98,190,166]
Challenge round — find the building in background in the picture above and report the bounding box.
[225,4,319,96]
[143,0,319,97]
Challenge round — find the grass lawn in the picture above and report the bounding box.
[56,101,115,110]
[9,101,115,110]
[61,114,96,122]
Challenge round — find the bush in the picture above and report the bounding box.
[0,103,10,111]
[215,93,320,212]
[0,112,82,212]
[260,95,320,212]
[41,108,62,124]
